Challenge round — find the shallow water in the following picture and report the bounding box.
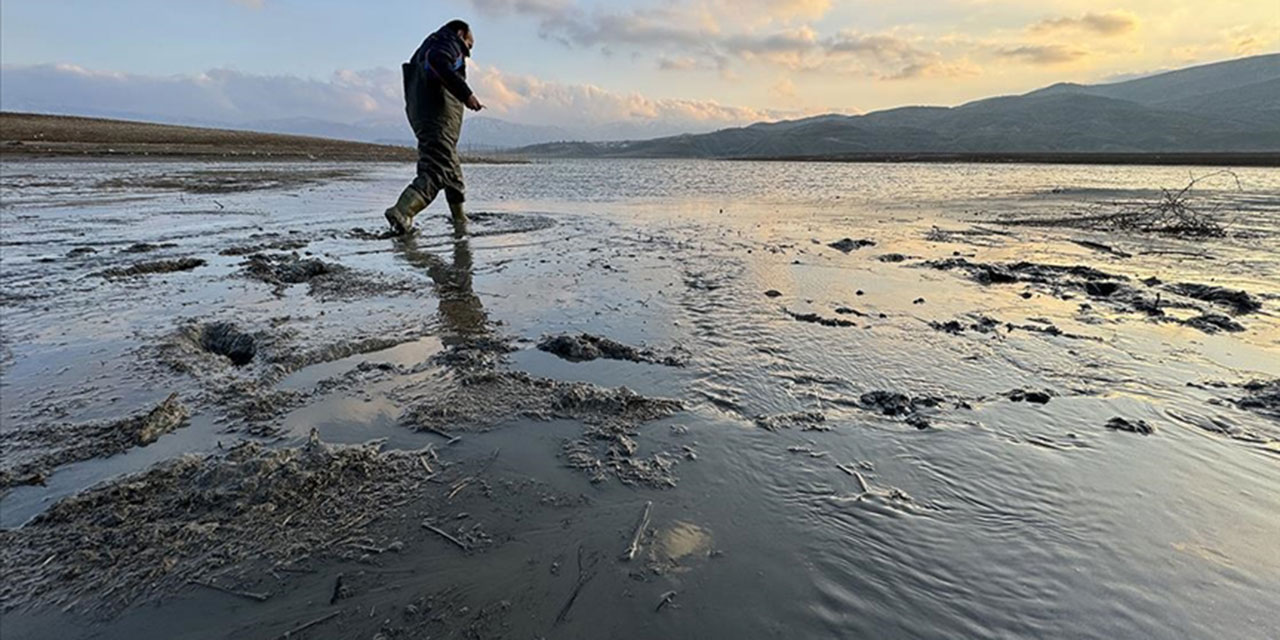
[2,159,1278,639]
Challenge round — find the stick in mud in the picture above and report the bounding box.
[554,545,597,626]
[621,501,653,561]
[422,521,469,551]
[277,610,341,639]
[189,579,270,603]
[656,590,678,612]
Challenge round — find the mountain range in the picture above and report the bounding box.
[512,53,1280,158]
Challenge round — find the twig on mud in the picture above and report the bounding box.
[554,545,598,626]
[422,521,469,551]
[419,455,434,474]
[276,610,341,639]
[189,579,271,603]
[447,478,473,500]
[853,470,871,494]
[655,590,678,612]
[620,501,653,562]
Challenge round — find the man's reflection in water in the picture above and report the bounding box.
[394,218,488,344]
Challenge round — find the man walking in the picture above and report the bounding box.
[385,19,484,236]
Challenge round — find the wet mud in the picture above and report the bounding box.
[2,159,1278,639]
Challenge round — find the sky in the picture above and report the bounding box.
[1,0,1276,137]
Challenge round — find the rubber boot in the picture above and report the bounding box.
[385,186,427,235]
[448,201,468,238]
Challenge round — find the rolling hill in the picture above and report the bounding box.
[514,53,1280,159]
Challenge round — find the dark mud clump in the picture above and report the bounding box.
[1164,283,1262,314]
[858,391,945,428]
[754,411,828,431]
[1105,417,1155,435]
[66,246,96,258]
[0,436,434,614]
[537,333,685,367]
[930,315,1001,335]
[922,258,1125,287]
[200,322,258,366]
[94,257,205,279]
[786,309,856,328]
[243,252,336,285]
[218,236,308,257]
[828,238,876,253]
[121,242,177,254]
[877,253,910,263]
[0,394,189,490]
[242,252,415,300]
[1236,379,1280,418]
[1005,389,1053,404]
[1183,313,1246,334]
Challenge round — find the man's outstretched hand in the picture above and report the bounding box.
[465,95,485,111]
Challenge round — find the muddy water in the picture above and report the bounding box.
[2,160,1278,639]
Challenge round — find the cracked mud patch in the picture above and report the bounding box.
[0,394,189,491]
[537,333,685,367]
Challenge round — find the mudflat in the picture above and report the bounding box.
[1,159,1277,639]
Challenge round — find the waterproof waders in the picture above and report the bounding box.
[386,25,473,235]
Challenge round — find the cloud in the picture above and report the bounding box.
[1030,11,1138,37]
[994,44,1088,65]
[0,62,799,139]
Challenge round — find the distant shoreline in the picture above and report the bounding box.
[0,112,524,164]
[726,152,1280,167]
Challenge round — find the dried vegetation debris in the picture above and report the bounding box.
[1000,172,1239,238]
[0,435,433,614]
[0,394,190,490]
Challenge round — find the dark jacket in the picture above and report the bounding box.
[408,26,473,104]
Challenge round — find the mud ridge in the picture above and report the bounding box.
[785,308,856,328]
[1164,283,1262,314]
[0,394,189,491]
